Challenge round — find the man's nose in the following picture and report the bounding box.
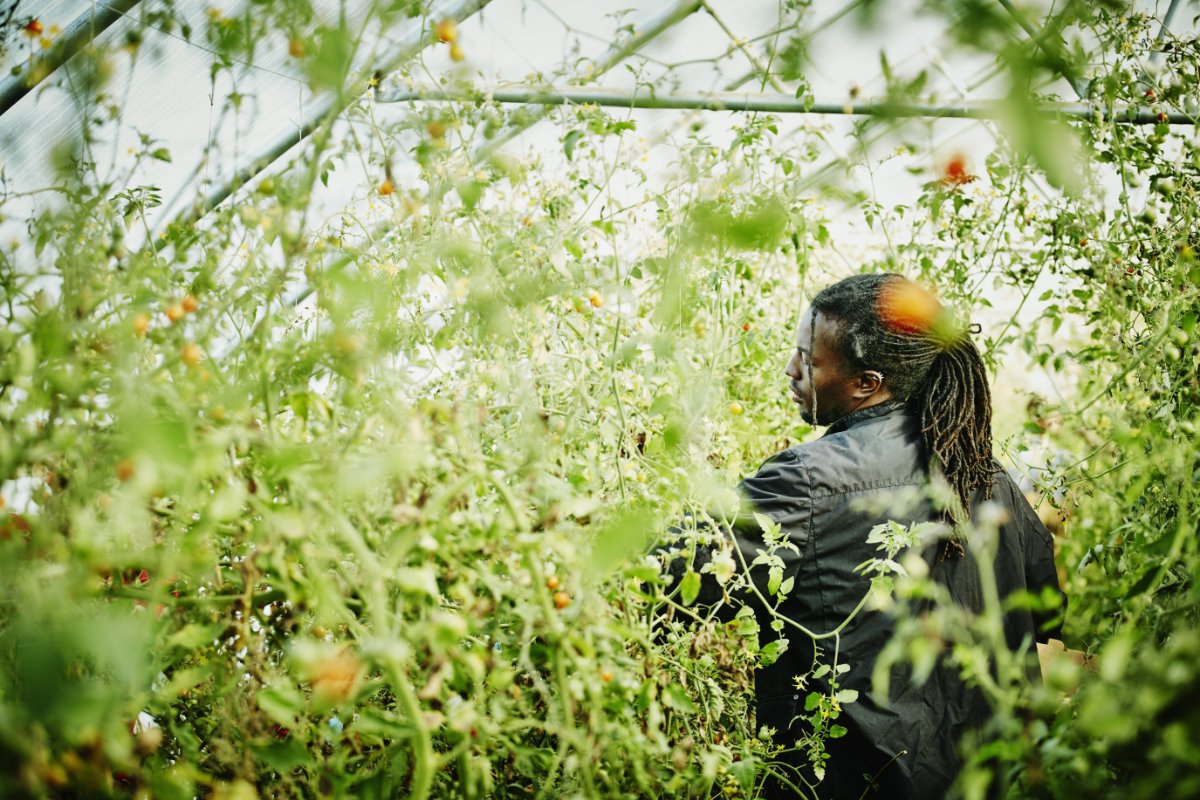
[785,354,802,380]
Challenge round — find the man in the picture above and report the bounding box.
[661,273,1064,798]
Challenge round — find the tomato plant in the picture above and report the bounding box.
[0,3,1197,799]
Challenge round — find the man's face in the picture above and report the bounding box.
[785,307,864,426]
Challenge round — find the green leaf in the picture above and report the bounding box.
[836,689,859,704]
[456,180,484,211]
[591,509,655,574]
[829,724,848,739]
[680,570,701,606]
[663,683,698,714]
[254,739,309,773]
[159,665,214,698]
[753,512,778,536]
[730,756,758,790]
[167,623,223,651]
[396,567,439,598]
[306,26,353,92]
[150,147,172,162]
[767,566,782,596]
[759,638,788,667]
[563,130,583,161]
[258,685,306,728]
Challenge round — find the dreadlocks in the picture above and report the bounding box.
[810,273,998,529]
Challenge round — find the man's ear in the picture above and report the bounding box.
[852,370,885,398]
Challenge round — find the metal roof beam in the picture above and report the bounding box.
[0,0,143,119]
[376,85,1197,125]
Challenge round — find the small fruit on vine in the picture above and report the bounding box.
[181,342,203,367]
[311,649,363,703]
[435,19,458,44]
[116,459,135,482]
[938,153,976,188]
[878,281,941,335]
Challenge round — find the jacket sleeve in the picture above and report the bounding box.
[735,447,813,550]
[655,449,811,614]
[1002,472,1065,643]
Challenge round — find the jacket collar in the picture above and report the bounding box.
[822,398,909,437]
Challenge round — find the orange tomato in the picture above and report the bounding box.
[180,342,203,367]
[311,649,363,703]
[435,19,458,44]
[878,281,941,335]
[939,153,976,188]
[116,459,136,482]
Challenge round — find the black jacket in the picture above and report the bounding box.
[665,402,1063,798]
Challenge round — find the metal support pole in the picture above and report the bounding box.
[0,0,143,119]
[376,85,1197,125]
[1150,0,1183,63]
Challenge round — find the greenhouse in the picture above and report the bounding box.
[1,0,1197,797]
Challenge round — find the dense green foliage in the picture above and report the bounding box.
[0,2,1197,798]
